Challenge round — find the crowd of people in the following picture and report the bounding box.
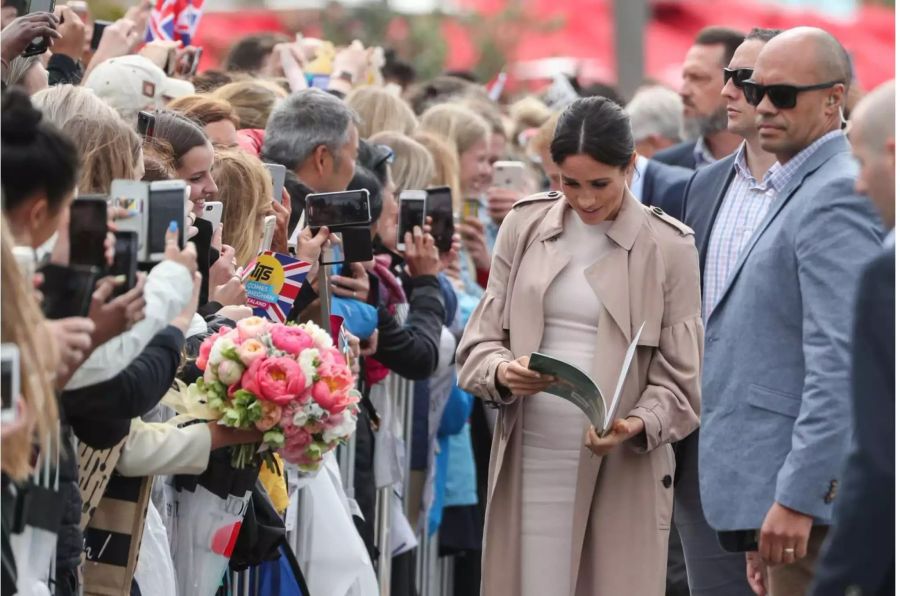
[0,1,894,596]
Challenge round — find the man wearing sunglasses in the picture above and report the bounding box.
[653,26,744,170]
[695,27,884,596]
[677,27,781,596]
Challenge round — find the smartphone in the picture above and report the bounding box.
[462,197,481,220]
[425,186,454,253]
[265,163,287,201]
[12,246,36,283]
[0,344,21,424]
[260,214,276,253]
[397,190,427,252]
[200,201,223,230]
[137,111,155,138]
[39,263,98,319]
[110,179,147,257]
[147,180,187,261]
[69,195,109,269]
[189,47,203,76]
[110,231,138,297]
[305,190,371,229]
[23,0,56,57]
[163,46,177,76]
[90,19,111,51]
[717,530,759,553]
[492,160,527,190]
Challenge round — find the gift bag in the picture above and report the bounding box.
[163,450,259,596]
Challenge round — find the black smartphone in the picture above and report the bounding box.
[22,0,56,57]
[717,530,759,553]
[305,190,371,229]
[90,19,112,51]
[397,191,426,251]
[39,263,98,319]
[426,186,454,253]
[189,46,203,76]
[137,111,156,138]
[69,195,109,269]
[110,231,138,297]
[146,181,186,262]
[321,226,372,265]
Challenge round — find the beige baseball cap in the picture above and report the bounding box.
[84,54,194,119]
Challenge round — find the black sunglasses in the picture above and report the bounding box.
[723,67,753,88]
[741,79,843,109]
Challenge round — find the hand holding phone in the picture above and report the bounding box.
[20,0,58,57]
[397,190,426,252]
[200,201,223,231]
[402,223,440,278]
[425,186,454,253]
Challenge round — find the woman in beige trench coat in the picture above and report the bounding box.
[456,97,703,596]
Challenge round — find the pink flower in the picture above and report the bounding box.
[255,401,283,432]
[217,360,244,386]
[237,339,266,366]
[236,316,269,342]
[203,363,218,383]
[242,357,306,405]
[310,379,355,415]
[270,325,315,356]
[196,335,216,370]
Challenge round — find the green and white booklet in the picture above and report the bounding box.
[528,322,646,433]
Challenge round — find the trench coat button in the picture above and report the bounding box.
[662,475,672,489]
[652,207,665,216]
[824,479,838,504]
[547,191,561,199]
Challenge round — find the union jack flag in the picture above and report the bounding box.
[146,0,205,47]
[242,252,312,323]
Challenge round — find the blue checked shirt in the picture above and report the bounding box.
[702,130,845,321]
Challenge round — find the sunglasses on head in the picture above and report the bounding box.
[723,67,753,88]
[741,80,843,109]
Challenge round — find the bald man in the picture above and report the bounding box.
[808,81,895,596]
[696,27,884,596]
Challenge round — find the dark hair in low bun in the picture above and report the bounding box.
[1,88,79,213]
[550,96,635,169]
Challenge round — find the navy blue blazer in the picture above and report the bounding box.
[652,140,698,170]
[810,247,895,596]
[681,153,737,282]
[639,159,692,222]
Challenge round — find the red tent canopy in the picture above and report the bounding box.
[192,1,894,91]
[445,0,894,90]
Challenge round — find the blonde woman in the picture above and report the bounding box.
[346,86,418,138]
[167,94,242,148]
[412,131,462,211]
[419,103,491,200]
[368,131,434,193]
[211,148,274,268]
[31,85,143,192]
[0,218,60,481]
[212,79,288,130]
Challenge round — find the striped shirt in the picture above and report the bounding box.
[702,130,844,321]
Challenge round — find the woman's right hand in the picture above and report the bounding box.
[496,356,554,397]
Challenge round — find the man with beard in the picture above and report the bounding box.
[654,27,745,170]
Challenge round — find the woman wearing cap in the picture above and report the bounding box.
[456,96,702,596]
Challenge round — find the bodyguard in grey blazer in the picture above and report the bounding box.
[698,28,884,595]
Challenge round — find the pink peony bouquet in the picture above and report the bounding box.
[193,317,360,471]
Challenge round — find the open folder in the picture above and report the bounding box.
[528,322,646,434]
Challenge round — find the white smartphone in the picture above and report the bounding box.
[260,214,277,253]
[492,160,528,190]
[147,180,188,261]
[1,344,20,424]
[110,179,148,256]
[265,163,287,201]
[397,190,427,252]
[200,201,223,230]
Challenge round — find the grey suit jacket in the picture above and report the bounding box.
[653,140,698,170]
[697,133,884,531]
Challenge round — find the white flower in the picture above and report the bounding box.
[208,337,235,367]
[323,409,357,442]
[298,348,320,381]
[307,402,328,420]
[292,409,309,427]
[302,322,333,351]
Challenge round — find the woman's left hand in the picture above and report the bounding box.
[584,416,645,456]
